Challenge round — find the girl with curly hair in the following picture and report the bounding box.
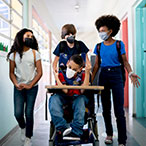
[92,15,140,146]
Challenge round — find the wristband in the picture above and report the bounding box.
[129,71,134,78]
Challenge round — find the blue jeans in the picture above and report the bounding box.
[49,93,88,136]
[14,85,38,138]
[99,66,127,144]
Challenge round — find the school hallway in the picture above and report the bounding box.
[1,96,146,146]
[1,0,146,146]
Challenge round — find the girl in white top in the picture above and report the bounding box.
[7,28,42,146]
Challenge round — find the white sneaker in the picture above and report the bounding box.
[24,138,32,146]
[63,127,72,136]
[20,128,25,141]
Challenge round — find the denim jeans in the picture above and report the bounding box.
[49,93,88,136]
[14,85,38,138]
[99,66,127,144]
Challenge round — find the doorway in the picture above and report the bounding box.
[135,1,146,117]
[122,18,129,108]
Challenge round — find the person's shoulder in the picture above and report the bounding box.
[116,40,124,44]
[59,40,67,46]
[58,41,68,49]
[9,52,14,60]
[30,49,39,54]
[115,40,125,48]
[97,42,103,46]
[76,40,85,46]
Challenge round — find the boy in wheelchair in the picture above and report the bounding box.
[49,54,91,142]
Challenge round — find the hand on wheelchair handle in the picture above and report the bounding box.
[85,63,92,73]
[53,69,58,78]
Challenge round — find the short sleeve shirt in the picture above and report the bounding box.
[93,40,126,67]
[53,40,89,56]
[9,49,41,85]
[53,40,89,67]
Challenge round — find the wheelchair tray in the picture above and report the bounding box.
[45,85,104,94]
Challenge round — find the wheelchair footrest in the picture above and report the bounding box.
[55,129,96,146]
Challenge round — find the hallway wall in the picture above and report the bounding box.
[0,0,58,141]
[0,57,17,140]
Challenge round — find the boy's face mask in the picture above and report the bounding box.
[24,38,34,48]
[66,67,76,79]
[99,31,110,41]
[66,35,75,44]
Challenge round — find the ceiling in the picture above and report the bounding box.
[43,0,120,32]
[37,0,123,49]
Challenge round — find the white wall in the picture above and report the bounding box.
[0,56,17,139]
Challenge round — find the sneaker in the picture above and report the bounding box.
[20,128,25,141]
[63,132,80,141]
[119,144,125,146]
[104,136,113,144]
[24,138,32,146]
[63,127,72,136]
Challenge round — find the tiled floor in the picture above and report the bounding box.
[2,97,146,146]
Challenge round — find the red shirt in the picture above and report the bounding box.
[58,71,85,96]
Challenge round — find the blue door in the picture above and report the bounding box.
[143,8,146,117]
[135,6,146,117]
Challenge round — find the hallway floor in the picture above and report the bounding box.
[2,97,146,146]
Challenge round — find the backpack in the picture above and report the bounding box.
[13,49,36,67]
[96,40,126,86]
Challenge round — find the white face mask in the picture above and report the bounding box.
[99,31,110,41]
[66,67,76,79]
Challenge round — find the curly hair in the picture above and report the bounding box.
[7,28,38,60]
[95,15,121,37]
[61,24,77,39]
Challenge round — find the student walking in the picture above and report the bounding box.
[92,15,140,146]
[7,28,42,146]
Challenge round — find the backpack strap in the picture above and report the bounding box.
[116,40,123,64]
[32,50,36,67]
[116,40,126,85]
[75,40,82,53]
[59,41,67,53]
[96,43,101,65]
[59,40,81,53]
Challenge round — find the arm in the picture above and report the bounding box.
[81,64,91,93]
[53,56,59,73]
[86,54,91,66]
[53,70,68,94]
[122,54,140,87]
[20,60,43,89]
[91,55,100,83]
[9,60,23,90]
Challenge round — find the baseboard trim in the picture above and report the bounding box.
[0,125,19,145]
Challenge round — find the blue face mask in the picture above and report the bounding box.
[99,31,110,41]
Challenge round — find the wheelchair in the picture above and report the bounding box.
[45,88,102,146]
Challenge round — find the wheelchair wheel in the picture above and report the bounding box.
[93,121,98,139]
[93,140,99,146]
[49,121,56,146]
[49,140,55,146]
[49,121,55,139]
